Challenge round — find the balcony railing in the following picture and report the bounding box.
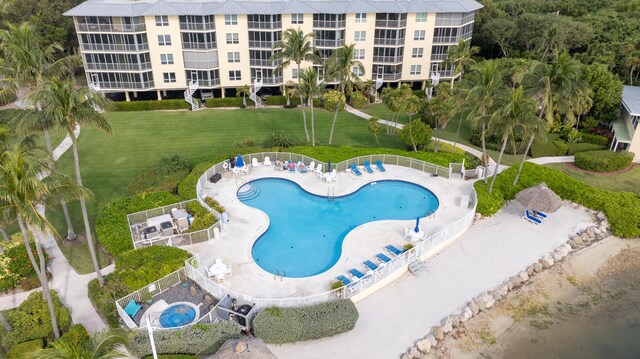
[183,60,220,69]
[431,53,448,61]
[76,23,146,33]
[372,55,403,63]
[250,59,282,67]
[254,77,283,85]
[379,73,402,81]
[314,39,345,47]
[85,62,152,71]
[248,40,277,49]
[374,19,407,28]
[182,41,217,50]
[95,80,155,90]
[313,20,346,28]
[374,38,405,46]
[248,21,282,29]
[179,22,215,31]
[81,43,149,52]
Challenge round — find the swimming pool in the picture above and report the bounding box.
[239,178,439,277]
[158,302,199,328]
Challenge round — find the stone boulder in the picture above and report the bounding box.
[235,342,247,353]
[533,262,543,273]
[541,255,554,268]
[491,290,503,302]
[567,239,578,249]
[527,265,536,276]
[596,211,606,221]
[509,276,522,289]
[469,301,479,316]
[557,244,571,257]
[461,306,473,322]
[474,297,486,311]
[480,293,495,308]
[416,338,432,354]
[432,326,445,341]
[426,334,438,347]
[519,271,529,282]
[498,284,509,297]
[441,317,453,333]
[408,346,420,358]
[475,213,483,221]
[451,314,462,328]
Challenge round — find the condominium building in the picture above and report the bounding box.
[64,0,482,104]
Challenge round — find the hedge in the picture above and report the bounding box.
[58,324,90,346]
[205,97,254,108]
[566,142,605,155]
[553,139,568,156]
[127,322,241,357]
[580,133,609,147]
[474,162,640,238]
[6,339,43,359]
[253,300,359,344]
[1,291,71,349]
[0,233,45,292]
[349,91,368,109]
[127,168,189,196]
[95,192,177,256]
[112,100,190,112]
[574,150,634,172]
[322,90,346,112]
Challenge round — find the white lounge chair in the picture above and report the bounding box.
[251,158,260,167]
[314,163,323,177]
[263,156,272,166]
[325,169,338,183]
[307,161,315,173]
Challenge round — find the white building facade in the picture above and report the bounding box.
[64,0,482,102]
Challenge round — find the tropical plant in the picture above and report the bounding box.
[367,117,381,146]
[298,68,325,146]
[444,39,479,89]
[155,155,190,175]
[235,84,250,108]
[28,78,112,286]
[326,44,365,144]
[533,25,567,62]
[30,328,132,359]
[272,29,319,142]
[513,112,548,187]
[403,95,422,152]
[0,145,84,339]
[399,120,433,152]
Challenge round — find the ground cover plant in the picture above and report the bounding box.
[0,233,45,292]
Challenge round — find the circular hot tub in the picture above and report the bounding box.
[158,302,199,328]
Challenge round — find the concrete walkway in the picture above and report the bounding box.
[0,127,113,333]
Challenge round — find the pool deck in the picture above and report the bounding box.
[189,164,474,299]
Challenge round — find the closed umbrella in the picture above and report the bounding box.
[236,154,245,168]
[414,216,420,233]
[516,183,562,213]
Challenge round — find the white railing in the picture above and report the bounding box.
[184,79,199,111]
[249,78,262,108]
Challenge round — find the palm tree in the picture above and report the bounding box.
[403,95,422,152]
[444,40,479,89]
[626,53,640,86]
[488,86,535,193]
[31,328,132,359]
[236,84,250,107]
[326,44,365,144]
[1,21,81,241]
[272,29,319,142]
[0,146,84,338]
[513,109,547,187]
[29,79,112,286]
[368,117,381,146]
[533,25,566,63]
[298,68,325,146]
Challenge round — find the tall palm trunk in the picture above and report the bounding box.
[0,310,11,332]
[481,122,489,183]
[309,98,315,146]
[409,119,417,152]
[489,137,508,194]
[298,63,310,142]
[452,114,464,150]
[328,82,345,144]
[16,214,59,338]
[433,121,440,152]
[71,144,103,285]
[242,94,246,107]
[0,226,9,242]
[44,129,76,241]
[513,134,536,186]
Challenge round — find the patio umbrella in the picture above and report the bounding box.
[327,161,331,172]
[414,216,421,233]
[236,153,245,168]
[515,182,562,213]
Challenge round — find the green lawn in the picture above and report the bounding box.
[46,107,404,273]
[359,103,411,124]
[544,163,640,194]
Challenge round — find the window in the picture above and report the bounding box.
[224,14,238,25]
[354,48,365,59]
[414,30,426,41]
[352,66,364,76]
[227,52,240,63]
[354,31,366,42]
[416,13,427,23]
[158,34,171,46]
[160,54,174,65]
[163,72,176,83]
[410,65,422,75]
[292,68,299,79]
[226,33,239,44]
[355,13,366,23]
[229,70,241,81]
[155,15,168,26]
[412,48,423,58]
[291,14,303,24]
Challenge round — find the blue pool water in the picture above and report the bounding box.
[159,304,197,328]
[239,178,439,277]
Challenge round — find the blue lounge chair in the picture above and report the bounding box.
[534,210,548,219]
[349,268,366,279]
[297,161,307,173]
[523,210,542,225]
[350,163,362,176]
[363,260,378,272]
[385,244,403,257]
[124,299,142,319]
[375,160,386,172]
[376,253,392,264]
[337,275,352,286]
[363,161,374,174]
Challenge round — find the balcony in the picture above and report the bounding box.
[95,80,155,90]
[313,20,346,28]
[76,23,146,33]
[248,21,282,30]
[374,38,404,46]
[182,42,217,50]
[81,43,149,52]
[431,53,448,61]
[188,78,221,87]
[248,40,277,49]
[372,56,403,63]
[379,73,402,81]
[250,59,282,67]
[179,22,215,31]
[85,62,152,71]
[374,19,407,28]
[254,77,283,85]
[314,39,345,48]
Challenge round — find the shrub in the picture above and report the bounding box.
[580,133,609,147]
[127,322,241,357]
[574,150,634,172]
[186,212,215,232]
[566,142,605,155]
[205,97,254,108]
[112,100,190,112]
[156,155,191,175]
[265,95,302,106]
[399,121,433,151]
[412,89,426,99]
[0,233,45,292]
[474,162,640,238]
[95,192,177,256]
[262,132,301,148]
[0,109,24,124]
[253,300,358,344]
[553,139,568,156]
[1,291,71,349]
[58,324,90,346]
[203,197,225,213]
[349,91,367,109]
[127,168,189,196]
[322,90,346,112]
[6,339,43,359]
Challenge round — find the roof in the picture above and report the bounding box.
[64,0,483,17]
[611,118,632,143]
[622,85,640,116]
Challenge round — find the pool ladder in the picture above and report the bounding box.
[327,186,335,202]
[274,270,285,281]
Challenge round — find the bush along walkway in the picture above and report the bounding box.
[0,127,115,333]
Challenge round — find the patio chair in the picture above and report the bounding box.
[363,260,378,272]
[376,253,392,264]
[307,161,315,173]
[350,268,372,284]
[251,158,260,167]
[288,161,296,172]
[314,163,323,177]
[523,210,542,225]
[350,163,362,176]
[375,160,386,172]
[264,156,272,166]
[363,161,374,174]
[534,210,548,219]
[124,299,142,319]
[384,244,403,257]
[297,161,307,173]
[337,275,352,286]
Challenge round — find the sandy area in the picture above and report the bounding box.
[428,236,640,359]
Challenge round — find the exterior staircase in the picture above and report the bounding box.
[87,78,102,112]
[249,78,263,108]
[184,79,199,111]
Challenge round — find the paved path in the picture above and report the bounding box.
[527,155,575,165]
